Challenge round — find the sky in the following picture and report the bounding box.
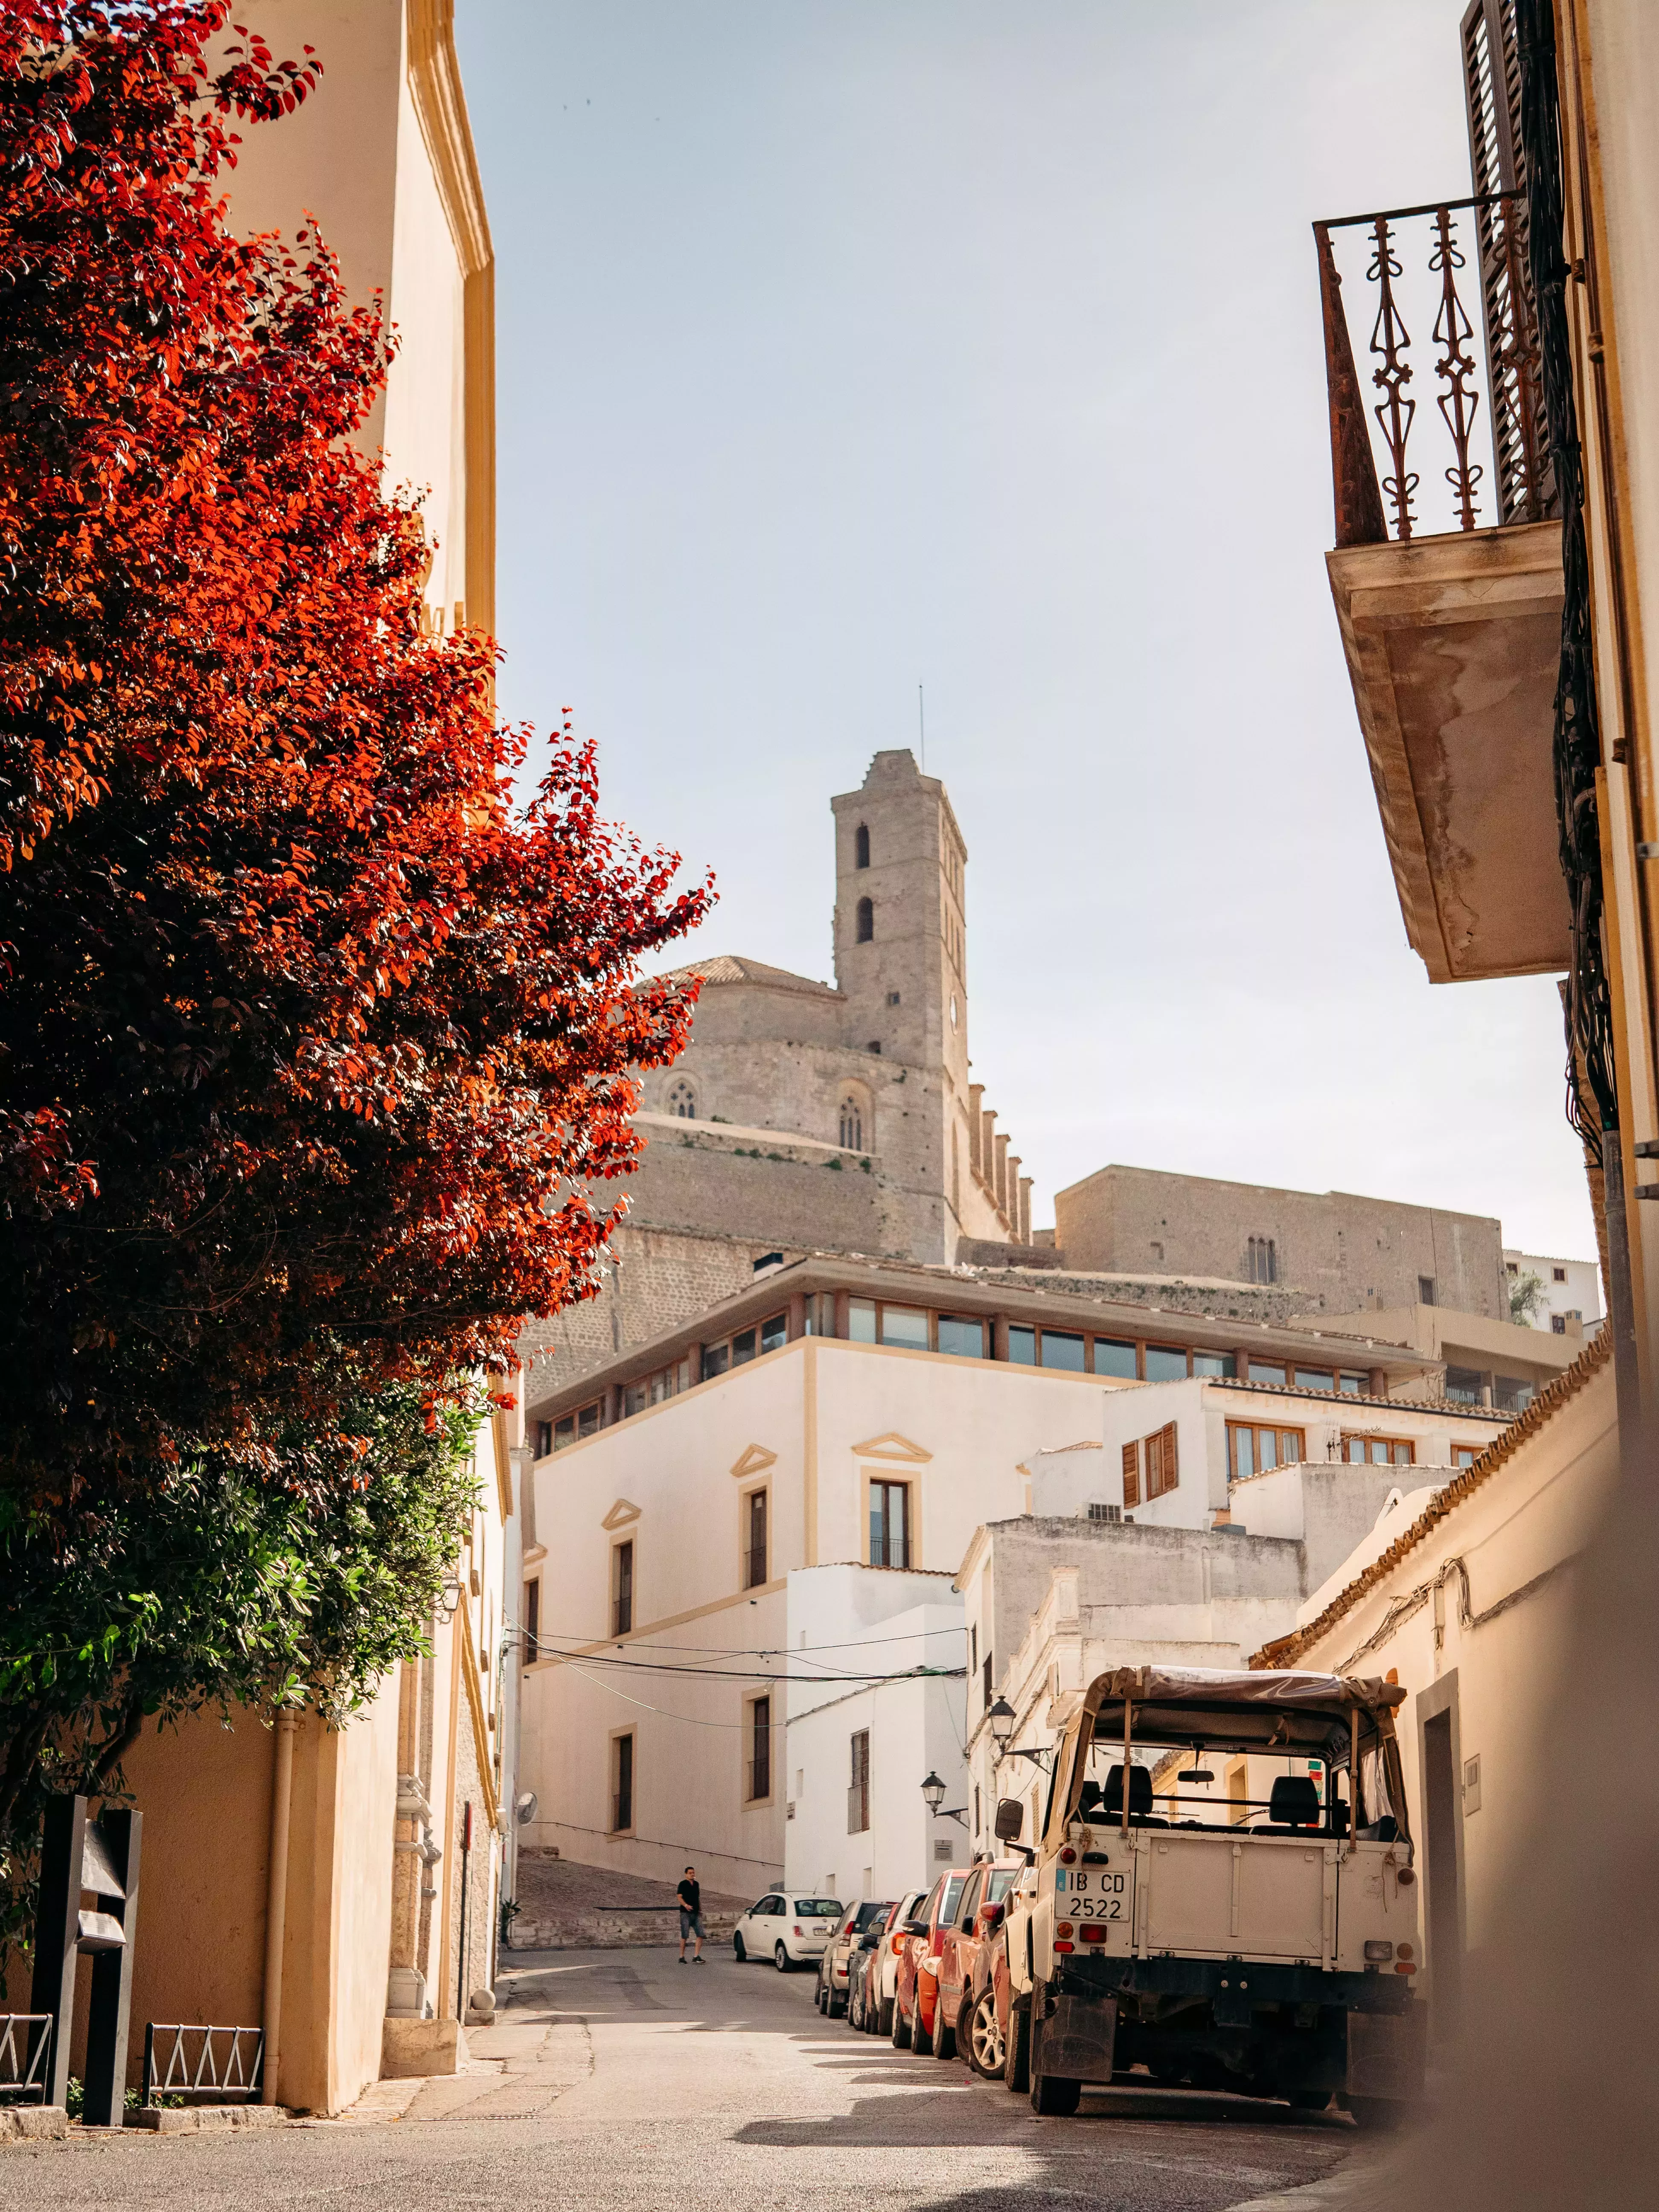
[454,0,1597,1266]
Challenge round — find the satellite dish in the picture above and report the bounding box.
[515,1791,538,1826]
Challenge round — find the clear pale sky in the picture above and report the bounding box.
[454,0,1597,1266]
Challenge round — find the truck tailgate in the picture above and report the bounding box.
[1141,1834,1329,1962]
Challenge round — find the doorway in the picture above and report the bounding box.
[1417,1676,1464,2043]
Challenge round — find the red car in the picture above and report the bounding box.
[935,1858,1025,2077]
[891,1866,969,2056]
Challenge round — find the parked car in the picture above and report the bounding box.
[891,1867,969,2055]
[818,1899,896,2015]
[733,1891,842,1972]
[845,1925,886,2030]
[991,1860,1040,2090]
[1003,1664,1423,2120]
[861,1890,926,2037]
[932,1859,1025,2077]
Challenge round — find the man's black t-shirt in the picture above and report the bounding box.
[677,1877,701,1916]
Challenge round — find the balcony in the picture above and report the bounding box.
[1317,193,1569,984]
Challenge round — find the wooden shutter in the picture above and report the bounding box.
[1121,1440,1140,1509]
[1461,0,1553,522]
[1159,1421,1179,1498]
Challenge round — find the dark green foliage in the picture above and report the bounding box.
[0,1382,483,1958]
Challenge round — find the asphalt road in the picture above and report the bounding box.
[0,1944,1362,2210]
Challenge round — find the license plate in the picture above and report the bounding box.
[815,1921,834,1931]
[1065,1873,1127,1922]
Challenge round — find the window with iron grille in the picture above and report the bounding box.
[611,1732,634,1834]
[748,1696,771,1803]
[847,1730,870,1833]
[868,1480,910,1570]
[1088,1501,1122,1524]
[612,1541,634,1638]
[744,1489,768,1590]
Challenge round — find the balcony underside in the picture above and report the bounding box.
[1327,521,1569,984]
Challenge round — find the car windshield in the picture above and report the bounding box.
[935,1874,967,1924]
[985,1869,1017,1904]
[796,1898,840,1915]
[854,1900,895,1928]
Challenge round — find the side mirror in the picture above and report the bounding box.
[994,1797,1025,1842]
[903,1918,930,1936]
[981,1901,1004,1928]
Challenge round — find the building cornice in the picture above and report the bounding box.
[407,0,492,276]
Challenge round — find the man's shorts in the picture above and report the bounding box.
[679,1908,705,1939]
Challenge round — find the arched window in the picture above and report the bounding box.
[856,896,873,943]
[667,1077,698,1120]
[855,823,870,870]
[836,1092,876,1159]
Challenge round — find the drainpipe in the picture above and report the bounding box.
[261,1712,299,2105]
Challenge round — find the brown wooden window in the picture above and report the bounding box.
[1342,1434,1415,1466]
[1121,1440,1141,1509]
[1226,1423,1306,1480]
[1452,1443,1482,1468]
[611,1732,634,1834]
[869,1479,911,1569]
[848,1729,870,1833]
[524,1577,541,1663]
[748,1696,771,1803]
[1144,1421,1179,1499]
[744,1489,768,1589]
[554,1400,602,1449]
[612,1540,634,1638]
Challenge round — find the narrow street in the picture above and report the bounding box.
[0,1945,1362,2211]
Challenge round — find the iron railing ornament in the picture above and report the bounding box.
[1316,189,1555,545]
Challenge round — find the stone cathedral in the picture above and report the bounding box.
[523,750,1032,1394]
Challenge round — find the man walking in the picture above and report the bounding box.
[677,1865,705,1964]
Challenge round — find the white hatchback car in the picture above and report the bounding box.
[732,1891,843,1971]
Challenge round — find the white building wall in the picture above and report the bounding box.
[518,1334,1122,1891]
[1503,1248,1604,1334]
[783,1577,967,1904]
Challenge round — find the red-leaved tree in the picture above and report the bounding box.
[0,3,709,1518]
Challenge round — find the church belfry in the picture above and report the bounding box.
[830,750,968,1097]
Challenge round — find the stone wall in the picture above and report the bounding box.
[1054,1164,1507,1320]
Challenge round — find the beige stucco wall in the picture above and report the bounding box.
[1284,1356,1616,1995]
[215,1,476,626]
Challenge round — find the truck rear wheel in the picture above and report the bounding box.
[1028,2000,1082,2116]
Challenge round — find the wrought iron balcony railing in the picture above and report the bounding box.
[1316,190,1556,547]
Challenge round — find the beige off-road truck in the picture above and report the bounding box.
[997,1666,1424,2123]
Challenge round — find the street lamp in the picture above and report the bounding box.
[986,1697,1051,1772]
[921,1771,968,1827]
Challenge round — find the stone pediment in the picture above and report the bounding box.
[601,1499,642,1531]
[852,1432,932,1464]
[730,1444,777,1480]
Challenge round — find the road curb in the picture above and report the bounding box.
[1227,2151,1395,2211]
